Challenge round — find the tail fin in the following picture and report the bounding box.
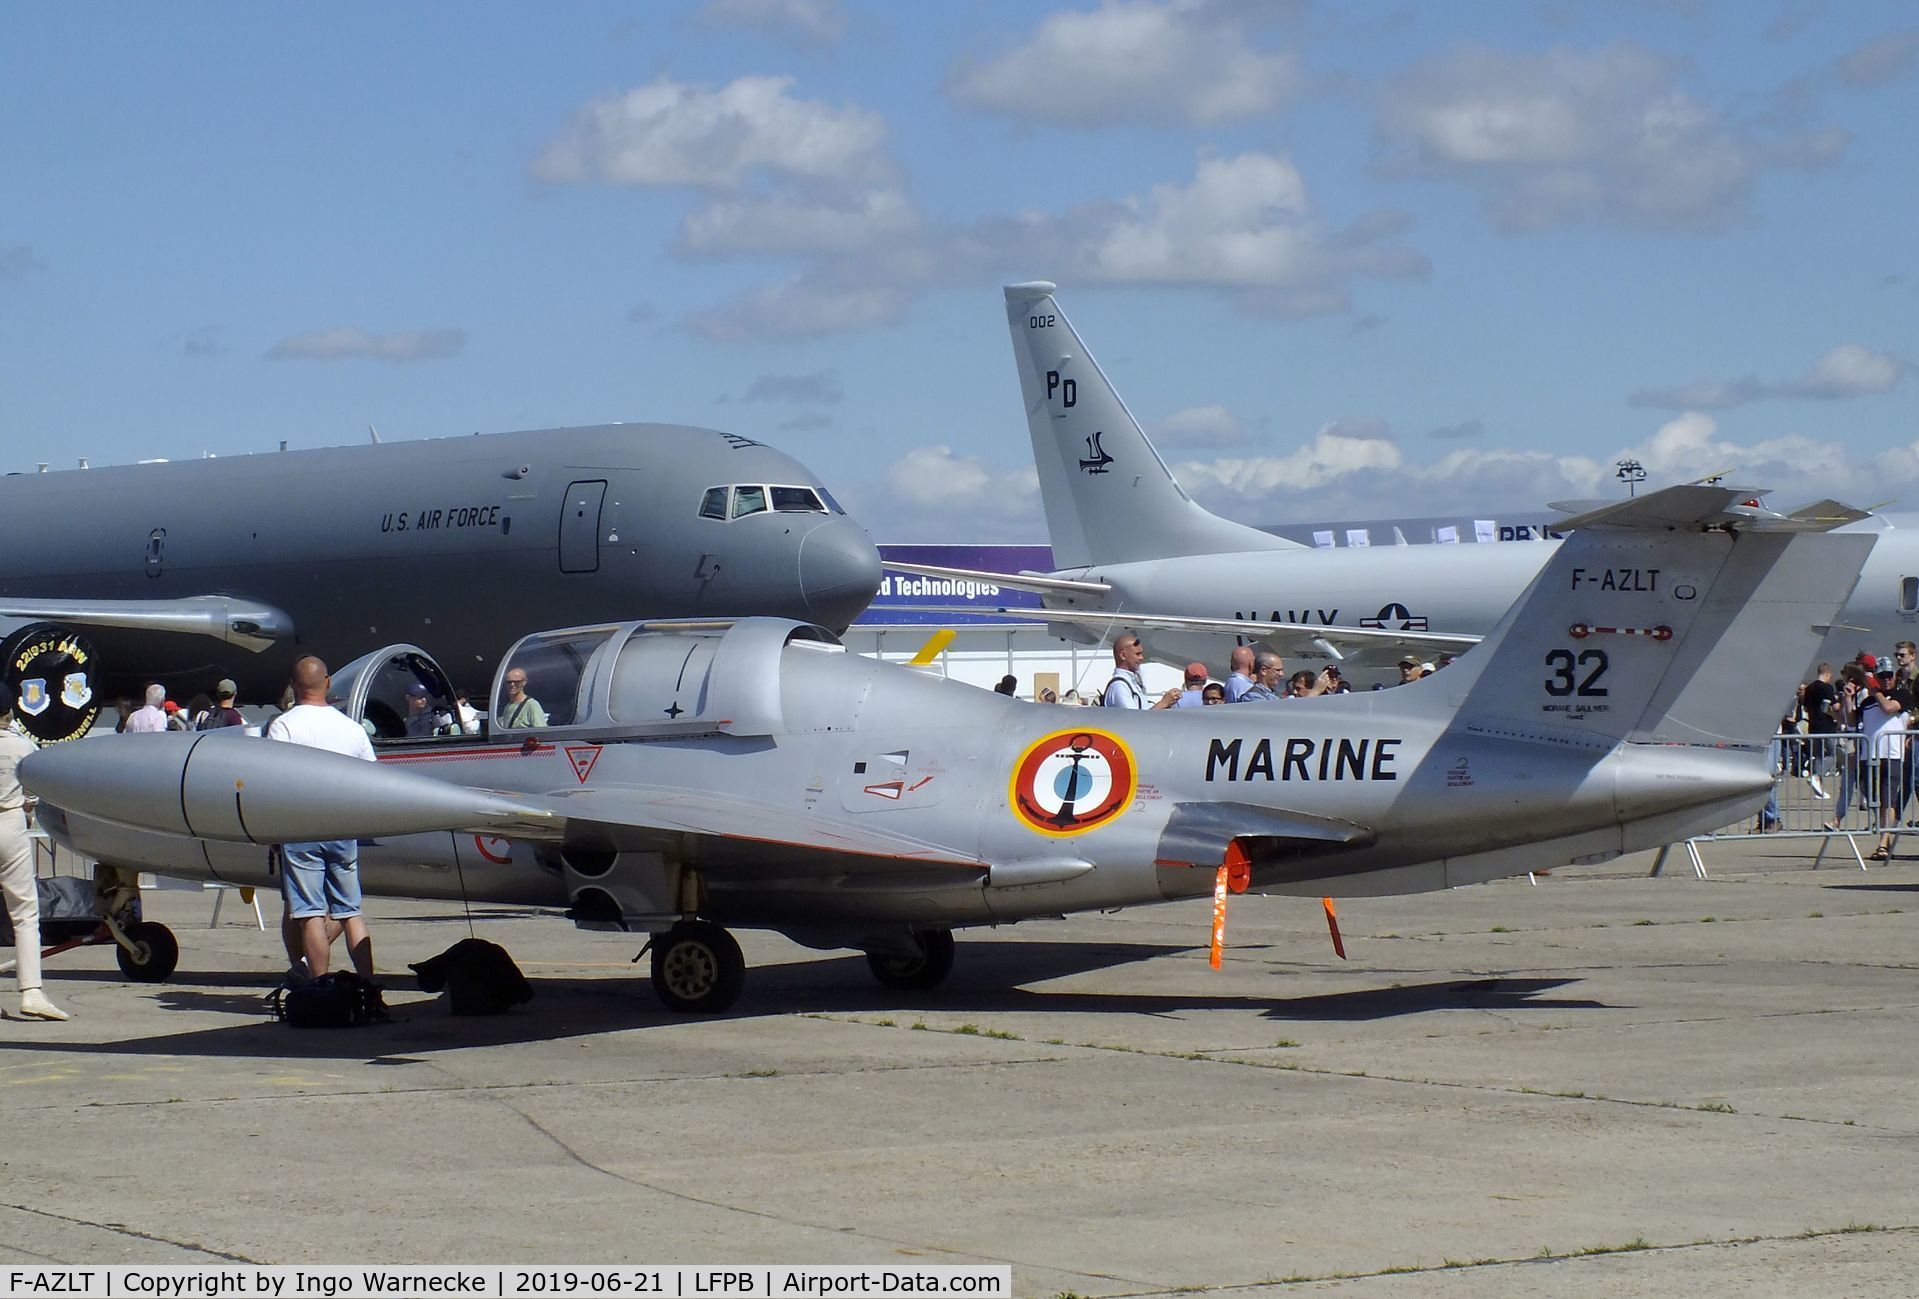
[1004,282,1302,570]
[1404,484,1873,747]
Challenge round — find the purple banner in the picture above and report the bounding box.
[859,545,1054,626]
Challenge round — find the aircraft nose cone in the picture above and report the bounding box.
[799,518,882,631]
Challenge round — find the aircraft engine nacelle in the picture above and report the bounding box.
[0,621,102,744]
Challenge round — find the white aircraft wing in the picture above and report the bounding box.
[914,603,1481,662]
[0,595,294,652]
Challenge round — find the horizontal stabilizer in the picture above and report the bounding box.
[1553,484,1783,533]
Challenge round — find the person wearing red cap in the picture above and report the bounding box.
[1173,661,1211,708]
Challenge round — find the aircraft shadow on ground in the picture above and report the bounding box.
[1821,882,1919,893]
[2,946,1606,1062]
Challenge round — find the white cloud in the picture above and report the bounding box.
[948,0,1299,127]
[860,414,1919,542]
[679,187,921,256]
[685,150,1423,339]
[693,0,846,47]
[687,275,914,341]
[850,445,1042,539]
[265,328,465,362]
[1149,404,1246,447]
[1322,414,1393,441]
[533,76,891,190]
[741,371,843,404]
[1175,426,1404,495]
[1377,43,1843,230]
[0,244,46,281]
[1631,343,1910,409]
[1015,152,1428,315]
[1830,29,1919,87]
[1798,343,1909,397]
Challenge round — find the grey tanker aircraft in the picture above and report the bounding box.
[23,483,1869,1011]
[0,424,881,742]
[890,283,1902,677]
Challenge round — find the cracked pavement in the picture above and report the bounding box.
[1,839,1916,1296]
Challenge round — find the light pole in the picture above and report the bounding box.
[1616,459,1646,498]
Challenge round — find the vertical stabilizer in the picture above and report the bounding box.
[1005,283,1302,570]
[1395,485,1874,749]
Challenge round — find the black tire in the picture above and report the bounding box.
[865,928,956,991]
[649,921,745,1014]
[115,921,180,982]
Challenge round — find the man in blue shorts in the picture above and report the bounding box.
[266,656,378,980]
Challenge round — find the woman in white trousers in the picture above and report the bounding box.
[0,706,67,1020]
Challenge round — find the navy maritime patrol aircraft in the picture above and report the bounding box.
[23,483,1870,1011]
[890,283,1900,677]
[0,424,880,742]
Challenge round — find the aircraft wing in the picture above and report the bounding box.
[0,595,294,652]
[533,785,987,868]
[916,602,1481,662]
[883,560,1112,596]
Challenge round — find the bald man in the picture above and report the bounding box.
[265,657,378,982]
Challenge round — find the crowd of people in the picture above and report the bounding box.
[1772,643,1918,860]
[994,637,1454,709]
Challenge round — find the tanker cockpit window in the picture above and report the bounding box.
[771,486,826,513]
[731,485,768,519]
[495,627,619,730]
[699,487,729,520]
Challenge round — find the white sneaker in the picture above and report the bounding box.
[19,988,69,1021]
[1808,776,1830,799]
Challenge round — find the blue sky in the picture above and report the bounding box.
[3,1,1914,539]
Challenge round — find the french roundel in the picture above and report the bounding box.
[1008,729,1137,837]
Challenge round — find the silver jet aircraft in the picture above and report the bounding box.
[0,424,880,742]
[892,283,1902,676]
[23,484,1869,1011]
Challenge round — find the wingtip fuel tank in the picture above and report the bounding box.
[21,732,558,845]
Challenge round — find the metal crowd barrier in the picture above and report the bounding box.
[1655,732,1896,878]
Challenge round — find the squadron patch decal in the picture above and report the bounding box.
[1008,729,1137,838]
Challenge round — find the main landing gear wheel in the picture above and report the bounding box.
[115,920,180,982]
[649,920,746,1014]
[865,928,955,992]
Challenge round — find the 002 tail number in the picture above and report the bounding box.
[1544,648,1609,697]
[1028,314,1056,328]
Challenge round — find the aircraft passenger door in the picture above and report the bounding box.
[559,480,607,574]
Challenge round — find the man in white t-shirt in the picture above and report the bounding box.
[266,656,378,981]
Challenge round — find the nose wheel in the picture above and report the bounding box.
[649,920,745,1014]
[864,928,955,991]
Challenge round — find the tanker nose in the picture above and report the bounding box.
[799,517,883,631]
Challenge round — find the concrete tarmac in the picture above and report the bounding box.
[2,838,1916,1297]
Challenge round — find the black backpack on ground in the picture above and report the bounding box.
[269,972,389,1027]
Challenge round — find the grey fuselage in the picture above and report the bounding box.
[1051,520,1912,672]
[0,424,880,698]
[46,639,1763,940]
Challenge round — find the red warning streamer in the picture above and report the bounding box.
[1322,897,1347,961]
